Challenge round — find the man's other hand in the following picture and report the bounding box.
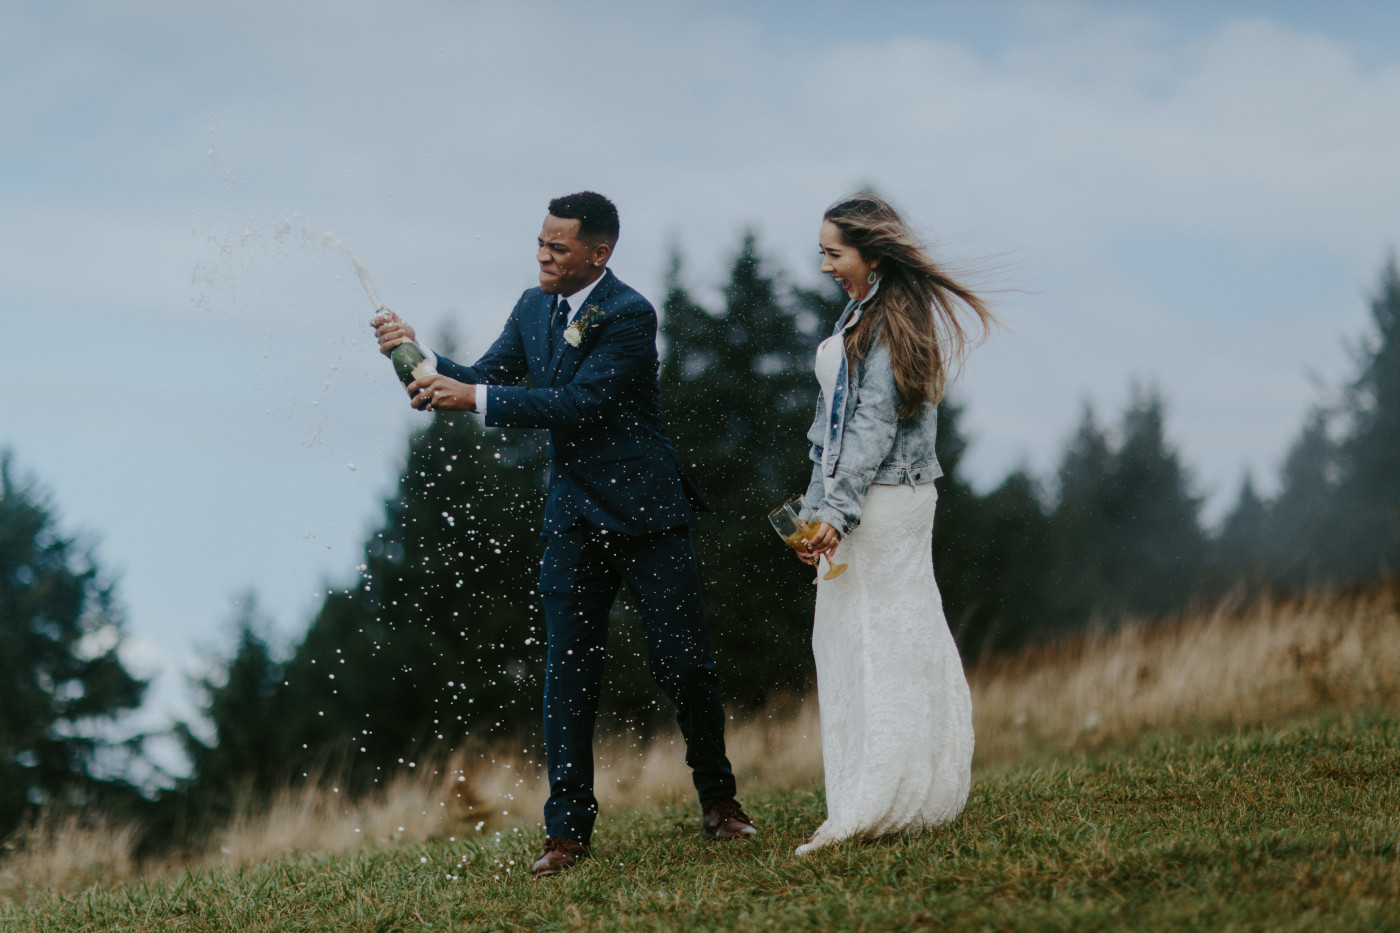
[406,374,475,413]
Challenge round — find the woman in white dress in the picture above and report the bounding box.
[794,193,994,855]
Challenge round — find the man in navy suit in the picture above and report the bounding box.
[374,192,755,877]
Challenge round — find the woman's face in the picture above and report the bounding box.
[819,220,879,301]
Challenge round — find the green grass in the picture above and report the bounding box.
[5,712,1399,932]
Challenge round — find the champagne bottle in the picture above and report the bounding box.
[389,339,437,387]
[373,310,437,388]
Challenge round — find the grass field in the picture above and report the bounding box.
[3,711,1398,931]
[4,587,1400,930]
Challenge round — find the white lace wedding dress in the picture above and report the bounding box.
[798,333,974,856]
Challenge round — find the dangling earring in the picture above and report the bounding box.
[867,271,878,285]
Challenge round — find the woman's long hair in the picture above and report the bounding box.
[825,193,995,419]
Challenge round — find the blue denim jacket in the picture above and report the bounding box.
[800,299,943,537]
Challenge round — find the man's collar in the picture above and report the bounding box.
[558,268,609,317]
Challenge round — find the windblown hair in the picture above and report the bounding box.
[825,193,995,419]
[549,191,620,245]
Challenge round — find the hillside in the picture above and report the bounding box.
[3,712,1397,931]
[3,586,1399,931]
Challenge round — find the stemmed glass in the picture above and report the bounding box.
[768,495,848,582]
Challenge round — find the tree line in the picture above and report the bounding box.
[2,240,1397,843]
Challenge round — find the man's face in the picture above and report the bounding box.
[537,214,607,295]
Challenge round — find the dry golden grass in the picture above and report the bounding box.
[0,812,140,902]
[202,763,481,869]
[971,583,1400,766]
[3,583,1398,905]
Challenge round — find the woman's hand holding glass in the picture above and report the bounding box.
[797,521,841,565]
[769,496,847,581]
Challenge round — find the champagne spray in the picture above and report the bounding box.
[328,234,436,388]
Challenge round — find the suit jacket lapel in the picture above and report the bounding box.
[527,291,556,382]
[546,269,616,386]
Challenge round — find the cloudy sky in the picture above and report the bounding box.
[5,1,1399,759]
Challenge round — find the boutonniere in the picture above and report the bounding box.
[563,304,605,347]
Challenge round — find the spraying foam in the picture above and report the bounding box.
[322,232,385,313]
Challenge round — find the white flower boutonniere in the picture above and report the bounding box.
[563,304,604,348]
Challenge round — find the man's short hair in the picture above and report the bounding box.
[548,191,620,245]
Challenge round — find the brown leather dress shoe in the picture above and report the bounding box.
[702,797,758,839]
[531,836,589,877]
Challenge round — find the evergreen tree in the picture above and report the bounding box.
[0,451,147,837]
[959,468,1055,655]
[1332,255,1400,578]
[174,593,285,816]
[292,409,549,786]
[1046,403,1116,630]
[926,399,1039,658]
[928,398,979,644]
[1209,472,1271,591]
[1259,256,1400,589]
[659,236,835,707]
[1048,390,1206,629]
[184,410,552,799]
[1265,409,1338,588]
[1107,388,1206,617]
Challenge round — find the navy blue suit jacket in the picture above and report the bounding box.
[435,268,706,536]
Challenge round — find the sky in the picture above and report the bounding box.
[4,0,1399,774]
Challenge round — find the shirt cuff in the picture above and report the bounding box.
[475,385,488,419]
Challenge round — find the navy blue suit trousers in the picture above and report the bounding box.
[539,523,735,843]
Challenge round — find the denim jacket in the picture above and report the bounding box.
[800,298,943,537]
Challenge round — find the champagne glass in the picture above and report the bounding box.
[768,495,847,581]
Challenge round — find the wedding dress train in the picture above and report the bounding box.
[797,481,974,855]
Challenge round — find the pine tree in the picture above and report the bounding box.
[1046,403,1116,630]
[175,593,285,816]
[183,409,552,799]
[1107,388,1206,617]
[294,409,550,785]
[1260,256,1400,589]
[1333,256,1400,578]
[0,451,147,836]
[1209,473,1270,591]
[1047,390,1206,629]
[929,399,996,654]
[960,468,1054,655]
[659,235,832,707]
[1265,409,1338,588]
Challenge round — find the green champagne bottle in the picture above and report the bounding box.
[389,339,436,387]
